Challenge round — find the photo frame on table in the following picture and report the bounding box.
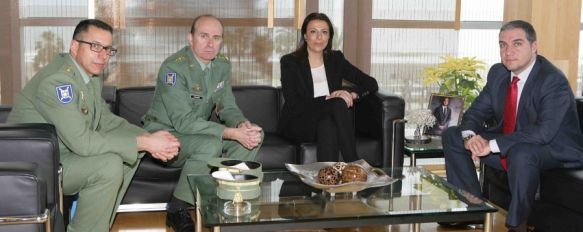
[427,94,464,136]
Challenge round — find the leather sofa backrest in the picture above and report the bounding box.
[117,86,283,133]
[102,85,117,112]
[232,86,281,133]
[116,86,156,126]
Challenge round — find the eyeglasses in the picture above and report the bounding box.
[75,39,118,56]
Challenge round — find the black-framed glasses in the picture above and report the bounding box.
[75,40,117,56]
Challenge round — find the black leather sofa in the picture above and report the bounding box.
[0,85,405,212]
[0,123,64,232]
[481,98,583,232]
[114,85,406,209]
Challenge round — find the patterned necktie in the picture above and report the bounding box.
[501,76,520,170]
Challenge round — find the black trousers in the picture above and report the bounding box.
[442,126,562,227]
[282,98,358,162]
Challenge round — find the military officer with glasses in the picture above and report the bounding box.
[8,19,181,232]
[143,14,264,232]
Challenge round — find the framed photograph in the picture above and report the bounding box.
[427,94,465,136]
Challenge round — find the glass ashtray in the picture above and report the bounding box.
[223,201,251,216]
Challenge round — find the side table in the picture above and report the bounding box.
[404,136,443,166]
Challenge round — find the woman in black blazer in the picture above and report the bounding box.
[279,12,378,162]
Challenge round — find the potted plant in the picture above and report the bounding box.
[423,55,486,109]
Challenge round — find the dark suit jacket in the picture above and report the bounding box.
[461,55,583,166]
[279,50,378,139]
[434,105,452,126]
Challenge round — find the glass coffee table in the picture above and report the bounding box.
[188,166,497,232]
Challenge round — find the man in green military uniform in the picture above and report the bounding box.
[143,15,263,232]
[8,19,181,232]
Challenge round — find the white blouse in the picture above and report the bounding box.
[311,64,330,98]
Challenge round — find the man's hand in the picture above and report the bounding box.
[326,90,355,107]
[224,121,262,149]
[464,135,491,161]
[137,131,180,162]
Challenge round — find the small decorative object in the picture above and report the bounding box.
[427,94,465,135]
[404,109,436,144]
[341,164,368,183]
[223,191,252,216]
[423,55,486,110]
[318,166,341,185]
[332,162,347,173]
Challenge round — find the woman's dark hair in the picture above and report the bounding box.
[292,12,335,62]
[72,19,113,40]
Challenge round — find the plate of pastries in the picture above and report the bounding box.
[285,159,396,193]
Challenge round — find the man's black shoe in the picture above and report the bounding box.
[438,220,484,228]
[166,209,195,232]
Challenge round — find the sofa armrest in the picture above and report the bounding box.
[0,162,51,232]
[0,105,11,123]
[355,90,405,168]
[0,124,60,211]
[0,162,45,216]
[575,97,583,133]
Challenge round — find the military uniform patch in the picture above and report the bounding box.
[165,72,177,86]
[193,84,201,93]
[55,84,73,104]
[215,81,224,92]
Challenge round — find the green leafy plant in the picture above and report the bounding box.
[423,56,486,109]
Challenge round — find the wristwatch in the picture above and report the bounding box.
[463,134,474,142]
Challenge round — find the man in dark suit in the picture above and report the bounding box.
[432,97,452,135]
[442,20,583,232]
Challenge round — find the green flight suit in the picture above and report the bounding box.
[143,46,263,204]
[7,54,146,232]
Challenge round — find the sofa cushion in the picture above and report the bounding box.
[121,155,181,204]
[256,133,297,170]
[540,168,583,214]
[133,155,181,181]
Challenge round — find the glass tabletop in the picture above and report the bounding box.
[187,166,496,227]
[404,136,443,153]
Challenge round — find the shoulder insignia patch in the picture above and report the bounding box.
[215,81,224,92]
[175,55,187,63]
[165,72,177,86]
[55,84,73,104]
[215,54,229,61]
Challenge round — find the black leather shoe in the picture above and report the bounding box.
[166,209,195,232]
[438,220,483,228]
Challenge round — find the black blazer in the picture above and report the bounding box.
[279,50,378,136]
[461,55,583,166]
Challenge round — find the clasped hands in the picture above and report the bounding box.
[326,90,358,107]
[224,121,262,150]
[138,130,180,162]
[464,135,491,161]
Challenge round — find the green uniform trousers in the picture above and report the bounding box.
[61,152,139,232]
[168,132,263,204]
